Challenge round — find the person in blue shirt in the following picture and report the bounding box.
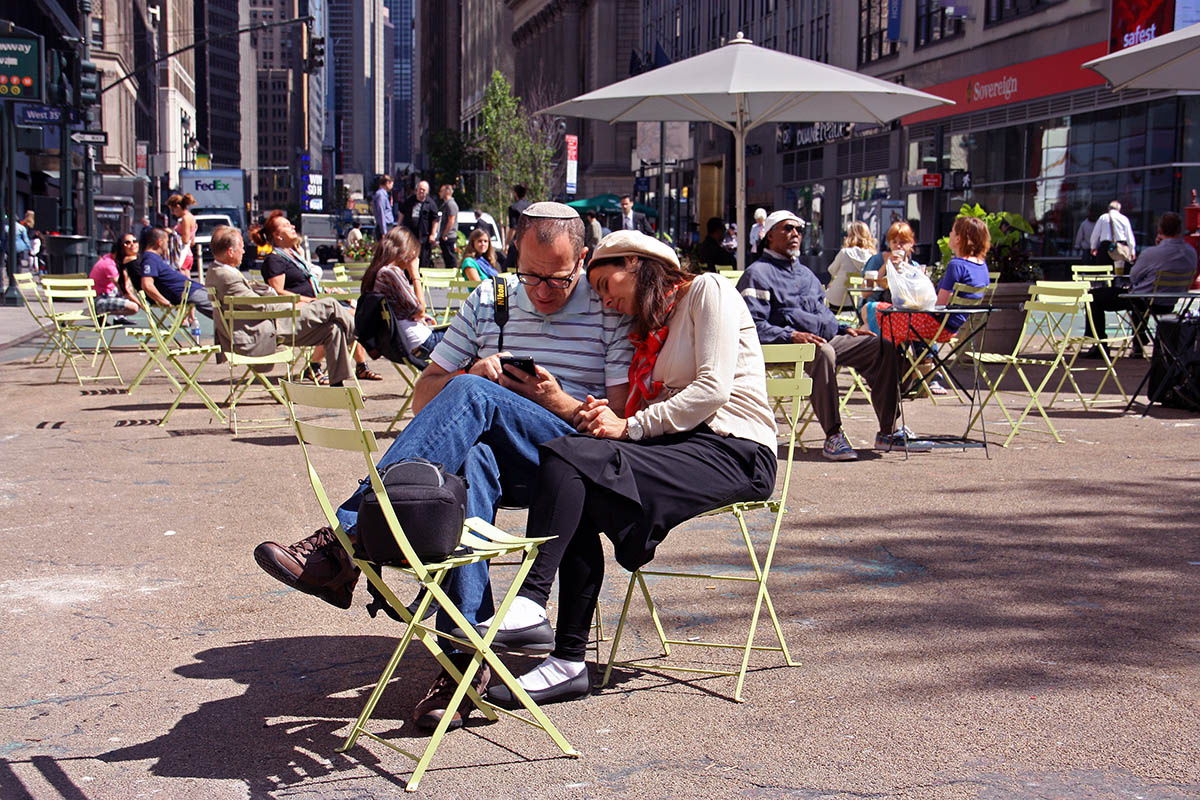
[737,210,930,461]
[138,227,213,317]
[13,211,34,271]
[372,174,395,236]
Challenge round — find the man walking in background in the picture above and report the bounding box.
[437,184,459,273]
[372,175,395,236]
[400,181,440,270]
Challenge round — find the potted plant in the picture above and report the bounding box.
[937,203,1039,353]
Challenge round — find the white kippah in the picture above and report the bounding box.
[522,201,580,220]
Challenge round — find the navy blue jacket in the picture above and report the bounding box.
[736,250,844,343]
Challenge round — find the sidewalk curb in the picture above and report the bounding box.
[0,328,43,353]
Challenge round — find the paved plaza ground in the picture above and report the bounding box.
[0,303,1198,799]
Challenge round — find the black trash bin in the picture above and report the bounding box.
[43,235,91,275]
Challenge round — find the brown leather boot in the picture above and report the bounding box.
[412,652,491,732]
[254,528,360,609]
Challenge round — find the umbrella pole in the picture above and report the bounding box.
[735,107,747,271]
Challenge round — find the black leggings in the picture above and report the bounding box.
[518,451,618,662]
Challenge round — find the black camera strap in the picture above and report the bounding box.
[493,275,509,352]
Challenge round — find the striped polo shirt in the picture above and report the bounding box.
[430,274,633,399]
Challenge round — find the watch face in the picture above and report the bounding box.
[457,356,475,371]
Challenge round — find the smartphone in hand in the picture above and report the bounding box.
[499,355,537,378]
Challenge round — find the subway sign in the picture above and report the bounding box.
[0,33,44,102]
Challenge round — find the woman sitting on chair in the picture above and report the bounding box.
[860,216,991,344]
[479,230,779,708]
[460,228,500,282]
[361,226,445,367]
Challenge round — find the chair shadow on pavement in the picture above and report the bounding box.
[97,635,490,796]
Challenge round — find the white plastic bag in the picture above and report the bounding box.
[886,262,937,311]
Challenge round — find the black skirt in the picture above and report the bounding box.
[539,425,778,572]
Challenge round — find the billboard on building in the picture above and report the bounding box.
[1109,0,1177,52]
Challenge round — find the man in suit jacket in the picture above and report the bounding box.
[204,225,356,385]
[617,194,653,235]
[399,180,441,269]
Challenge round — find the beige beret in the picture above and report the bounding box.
[590,229,680,270]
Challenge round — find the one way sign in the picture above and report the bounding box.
[70,131,108,146]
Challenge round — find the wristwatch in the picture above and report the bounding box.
[626,415,645,441]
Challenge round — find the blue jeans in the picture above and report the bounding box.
[335,375,574,629]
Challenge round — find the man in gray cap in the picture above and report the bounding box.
[738,210,930,461]
[253,201,633,730]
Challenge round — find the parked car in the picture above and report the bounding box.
[456,210,503,253]
[300,213,342,264]
[194,213,235,265]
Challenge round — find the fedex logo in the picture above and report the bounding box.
[1122,23,1157,49]
[191,179,231,191]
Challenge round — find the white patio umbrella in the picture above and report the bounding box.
[1083,22,1200,91]
[540,34,953,268]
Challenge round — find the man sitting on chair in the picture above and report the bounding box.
[1085,211,1197,359]
[139,227,214,318]
[252,202,633,732]
[737,211,931,461]
[204,226,356,386]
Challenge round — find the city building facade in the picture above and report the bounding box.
[329,0,387,185]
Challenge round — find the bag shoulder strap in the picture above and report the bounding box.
[492,275,509,352]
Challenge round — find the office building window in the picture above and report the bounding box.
[859,0,898,66]
[809,0,830,62]
[91,17,104,49]
[915,0,963,48]
[985,0,1046,25]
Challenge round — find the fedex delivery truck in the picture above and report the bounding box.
[177,169,249,229]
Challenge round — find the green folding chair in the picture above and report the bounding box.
[125,286,226,426]
[13,273,61,364]
[216,294,302,434]
[280,380,578,791]
[963,284,1084,447]
[1037,281,1131,410]
[439,279,481,325]
[40,276,124,386]
[601,342,815,703]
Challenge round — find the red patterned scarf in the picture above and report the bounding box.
[625,285,682,417]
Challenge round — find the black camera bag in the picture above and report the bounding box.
[356,459,467,565]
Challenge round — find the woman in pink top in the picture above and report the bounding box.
[167,193,197,274]
[89,235,141,320]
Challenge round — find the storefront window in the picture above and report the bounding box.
[1180,98,1200,162]
[1147,100,1177,165]
[1119,105,1148,170]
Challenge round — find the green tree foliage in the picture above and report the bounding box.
[428,128,473,209]
[478,70,555,222]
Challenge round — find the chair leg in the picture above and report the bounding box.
[601,571,642,689]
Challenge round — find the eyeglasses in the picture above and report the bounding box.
[515,265,579,289]
[780,224,803,234]
[122,240,137,245]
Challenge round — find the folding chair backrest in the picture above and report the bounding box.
[718,270,744,284]
[222,294,301,359]
[41,277,102,320]
[317,279,361,301]
[1071,264,1115,284]
[14,272,48,310]
[1152,270,1194,293]
[441,280,479,324]
[761,342,816,497]
[420,268,457,285]
[282,380,442,579]
[1016,285,1086,355]
[332,264,349,281]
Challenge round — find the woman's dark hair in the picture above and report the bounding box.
[110,233,136,261]
[590,255,694,339]
[467,228,496,267]
[362,226,421,292]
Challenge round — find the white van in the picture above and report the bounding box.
[456,210,504,253]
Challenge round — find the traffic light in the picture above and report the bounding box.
[47,51,72,107]
[306,37,325,73]
[77,59,100,108]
